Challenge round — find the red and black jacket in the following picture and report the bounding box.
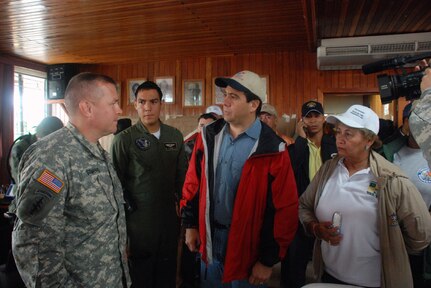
[181,119,298,283]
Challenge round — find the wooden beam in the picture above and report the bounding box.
[301,0,317,52]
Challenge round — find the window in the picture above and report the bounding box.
[13,67,47,139]
[13,67,69,140]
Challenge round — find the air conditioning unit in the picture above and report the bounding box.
[317,32,431,70]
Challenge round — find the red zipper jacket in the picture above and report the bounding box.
[181,119,298,283]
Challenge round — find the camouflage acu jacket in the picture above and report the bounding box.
[411,87,431,167]
[12,123,131,288]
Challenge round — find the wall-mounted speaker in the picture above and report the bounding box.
[47,64,78,100]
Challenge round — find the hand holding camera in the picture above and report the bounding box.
[417,59,431,93]
[362,52,431,104]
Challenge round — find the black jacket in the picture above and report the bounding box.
[288,134,337,196]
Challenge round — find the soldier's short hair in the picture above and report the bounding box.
[134,81,163,101]
[64,72,116,115]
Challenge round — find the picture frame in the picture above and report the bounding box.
[155,76,175,103]
[183,79,204,107]
[115,82,122,107]
[127,78,146,104]
[261,75,269,103]
[213,77,227,105]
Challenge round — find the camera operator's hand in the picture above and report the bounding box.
[420,66,431,93]
[415,59,431,93]
[411,58,431,168]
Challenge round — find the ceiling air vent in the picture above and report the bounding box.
[326,46,369,56]
[317,32,431,70]
[370,42,416,53]
[418,41,431,51]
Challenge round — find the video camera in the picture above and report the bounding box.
[362,52,431,104]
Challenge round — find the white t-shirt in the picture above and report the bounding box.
[152,129,161,139]
[394,146,431,208]
[316,159,380,287]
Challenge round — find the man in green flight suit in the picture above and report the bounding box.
[111,80,187,288]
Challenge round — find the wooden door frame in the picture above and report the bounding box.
[317,87,379,104]
[317,87,402,127]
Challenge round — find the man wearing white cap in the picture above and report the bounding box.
[205,105,223,119]
[181,70,298,287]
[258,103,294,145]
[299,104,431,287]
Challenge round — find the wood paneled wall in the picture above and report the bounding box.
[80,51,380,120]
[0,51,388,185]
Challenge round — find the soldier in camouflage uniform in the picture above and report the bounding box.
[8,116,63,213]
[9,116,64,182]
[410,65,431,167]
[8,133,37,183]
[111,81,186,288]
[12,72,131,287]
[410,61,431,283]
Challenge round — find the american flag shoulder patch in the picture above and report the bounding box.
[36,169,64,194]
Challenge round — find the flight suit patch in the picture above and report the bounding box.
[136,138,151,150]
[164,142,177,151]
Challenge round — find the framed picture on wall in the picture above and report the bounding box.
[183,79,204,107]
[261,75,269,103]
[115,82,122,107]
[213,77,227,105]
[155,76,175,103]
[127,78,146,104]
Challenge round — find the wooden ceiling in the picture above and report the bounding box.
[0,0,430,65]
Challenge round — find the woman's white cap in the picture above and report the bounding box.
[326,104,379,135]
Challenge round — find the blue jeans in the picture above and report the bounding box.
[200,228,267,288]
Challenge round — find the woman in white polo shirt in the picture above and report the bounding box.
[299,104,431,288]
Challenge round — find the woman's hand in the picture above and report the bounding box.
[312,221,343,246]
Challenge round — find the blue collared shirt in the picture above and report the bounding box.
[213,119,261,226]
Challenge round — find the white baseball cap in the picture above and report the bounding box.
[215,71,266,102]
[260,103,278,117]
[326,104,379,135]
[205,105,223,116]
